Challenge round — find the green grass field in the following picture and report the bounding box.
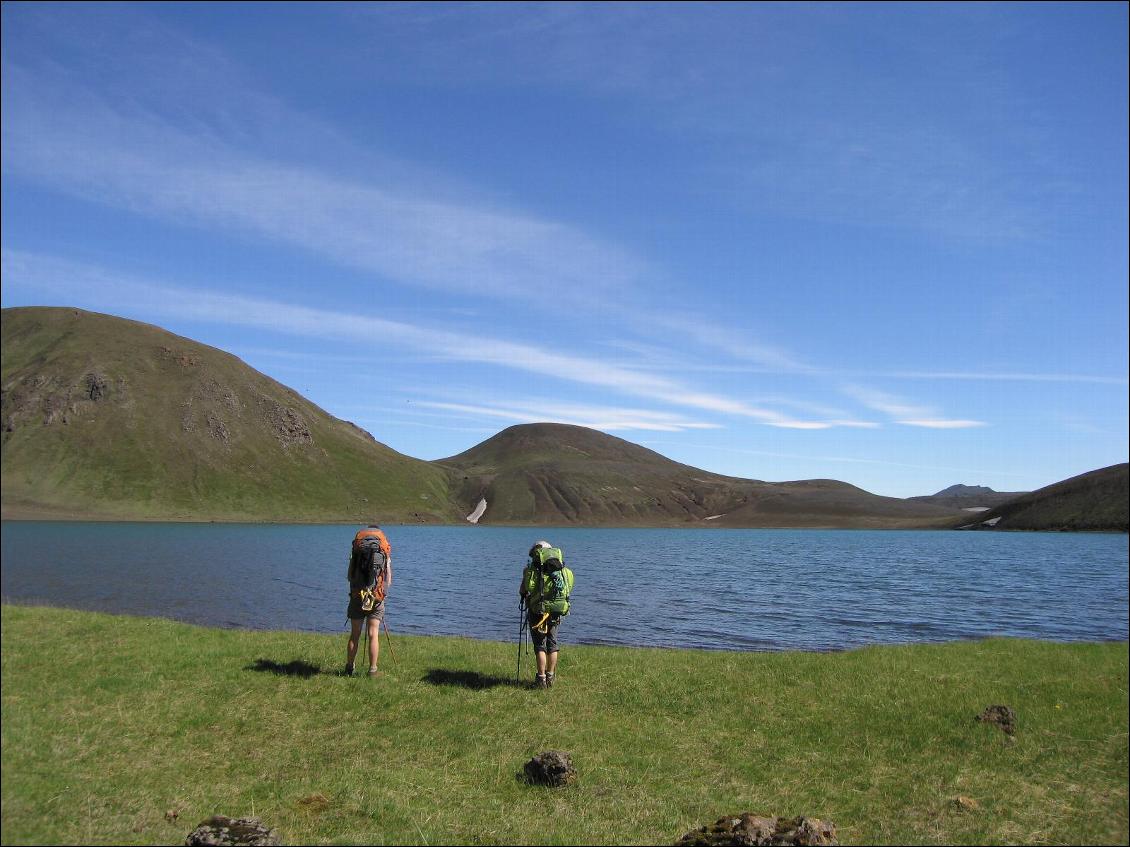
[2,604,1126,845]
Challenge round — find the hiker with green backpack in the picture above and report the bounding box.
[519,540,574,690]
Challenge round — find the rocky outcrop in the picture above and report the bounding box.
[1,371,126,431]
[181,378,242,440]
[84,371,108,401]
[260,398,313,447]
[184,815,279,846]
[161,345,201,368]
[678,814,838,846]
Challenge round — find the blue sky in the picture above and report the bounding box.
[2,2,1127,498]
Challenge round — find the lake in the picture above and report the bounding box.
[1,522,1126,651]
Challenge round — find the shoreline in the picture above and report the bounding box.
[4,600,1127,655]
[0,509,962,530]
[3,512,1127,533]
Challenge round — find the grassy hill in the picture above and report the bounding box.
[438,422,964,528]
[964,463,1129,532]
[1,307,459,522]
[2,604,1126,845]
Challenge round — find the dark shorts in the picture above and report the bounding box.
[528,613,562,653]
[347,594,385,621]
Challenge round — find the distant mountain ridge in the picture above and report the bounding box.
[437,422,965,528]
[2,307,1125,532]
[909,483,1028,510]
[934,484,996,497]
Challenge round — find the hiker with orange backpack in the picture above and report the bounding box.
[345,524,392,677]
[519,540,574,689]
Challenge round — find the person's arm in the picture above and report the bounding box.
[519,565,529,598]
[385,557,392,590]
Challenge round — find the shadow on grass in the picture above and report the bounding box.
[423,668,515,690]
[245,658,323,678]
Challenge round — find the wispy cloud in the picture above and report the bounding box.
[632,312,816,374]
[1,61,645,309]
[894,419,986,430]
[350,4,1059,243]
[644,441,1036,481]
[841,385,933,419]
[1,249,868,431]
[592,350,1129,388]
[2,246,1003,433]
[1,53,856,388]
[840,384,985,429]
[413,399,724,433]
[881,370,1129,386]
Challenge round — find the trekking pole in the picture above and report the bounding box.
[381,618,396,664]
[516,600,527,684]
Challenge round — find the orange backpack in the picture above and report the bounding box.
[350,527,390,600]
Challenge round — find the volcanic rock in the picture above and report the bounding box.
[184,815,279,846]
[521,750,576,787]
[975,704,1017,735]
[678,813,838,846]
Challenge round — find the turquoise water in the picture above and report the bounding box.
[2,522,1126,651]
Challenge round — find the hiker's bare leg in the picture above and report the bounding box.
[547,650,559,675]
[367,616,381,668]
[347,618,363,667]
[535,649,547,675]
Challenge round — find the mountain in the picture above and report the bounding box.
[1,307,459,522]
[909,483,1028,510]
[958,463,1129,532]
[5,307,1123,532]
[437,422,964,528]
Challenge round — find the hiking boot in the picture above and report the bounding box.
[546,672,555,688]
[344,664,355,677]
[367,668,383,678]
[535,674,547,689]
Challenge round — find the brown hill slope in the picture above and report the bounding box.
[1,307,458,522]
[437,423,964,528]
[962,463,1128,532]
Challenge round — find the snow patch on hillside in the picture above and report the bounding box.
[466,498,487,524]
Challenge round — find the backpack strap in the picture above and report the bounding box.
[373,553,388,601]
[366,541,386,593]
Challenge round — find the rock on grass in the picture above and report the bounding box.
[521,750,577,787]
[975,704,1017,735]
[678,813,838,846]
[184,815,279,846]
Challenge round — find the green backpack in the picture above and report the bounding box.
[533,546,570,616]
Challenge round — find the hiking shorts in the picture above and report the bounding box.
[347,594,385,622]
[528,613,561,654]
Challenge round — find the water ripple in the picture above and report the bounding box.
[1,523,1126,651]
